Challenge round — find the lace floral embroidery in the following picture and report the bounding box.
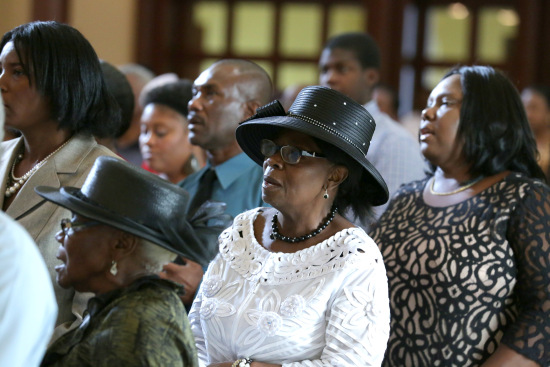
[200,298,218,320]
[257,312,283,336]
[202,275,223,298]
[200,297,236,320]
[280,295,306,318]
[219,209,378,285]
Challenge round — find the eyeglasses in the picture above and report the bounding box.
[60,218,101,234]
[260,139,325,165]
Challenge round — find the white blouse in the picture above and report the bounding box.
[189,208,390,367]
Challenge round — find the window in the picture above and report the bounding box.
[400,2,519,113]
[189,0,367,92]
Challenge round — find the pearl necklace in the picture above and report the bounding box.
[429,175,483,196]
[5,138,72,198]
[270,205,338,243]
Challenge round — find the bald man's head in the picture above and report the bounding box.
[212,59,273,105]
[187,59,273,158]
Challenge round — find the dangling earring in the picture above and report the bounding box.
[323,188,329,200]
[110,260,118,276]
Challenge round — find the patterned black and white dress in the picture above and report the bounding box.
[370,172,550,367]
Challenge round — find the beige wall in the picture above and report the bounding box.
[0,0,136,65]
[0,0,32,37]
[70,0,136,65]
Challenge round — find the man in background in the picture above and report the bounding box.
[180,59,272,218]
[319,32,426,229]
[161,59,273,305]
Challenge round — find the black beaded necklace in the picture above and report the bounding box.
[270,205,338,243]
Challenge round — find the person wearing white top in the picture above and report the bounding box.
[319,32,426,230]
[189,86,390,367]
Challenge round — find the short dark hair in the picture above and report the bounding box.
[443,65,546,181]
[323,32,380,70]
[142,79,193,118]
[524,84,550,108]
[0,21,120,138]
[375,82,399,112]
[100,60,135,138]
[313,138,375,223]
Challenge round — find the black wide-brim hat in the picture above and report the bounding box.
[236,85,389,206]
[35,156,201,259]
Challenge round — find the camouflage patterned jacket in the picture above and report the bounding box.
[41,276,198,366]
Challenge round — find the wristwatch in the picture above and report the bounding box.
[232,358,253,367]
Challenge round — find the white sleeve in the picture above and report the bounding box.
[0,213,58,367]
[189,269,210,367]
[282,255,390,367]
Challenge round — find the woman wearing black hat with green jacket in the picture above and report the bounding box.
[189,86,390,367]
[36,156,230,366]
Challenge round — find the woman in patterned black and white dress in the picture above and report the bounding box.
[371,65,550,367]
[189,86,392,367]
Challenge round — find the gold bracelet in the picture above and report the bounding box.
[232,358,252,367]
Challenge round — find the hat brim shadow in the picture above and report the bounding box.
[35,186,186,257]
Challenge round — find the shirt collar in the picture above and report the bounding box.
[364,99,380,113]
[208,152,258,190]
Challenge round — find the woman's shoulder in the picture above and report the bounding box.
[233,207,267,221]
[395,177,429,195]
[72,279,190,366]
[492,172,550,203]
[218,215,384,284]
[52,134,122,185]
[72,133,121,159]
[127,276,181,297]
[504,171,548,188]
[219,207,265,238]
[332,227,385,265]
[270,227,385,283]
[100,279,185,332]
[500,172,550,211]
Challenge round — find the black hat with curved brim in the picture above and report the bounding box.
[35,156,216,262]
[236,85,389,206]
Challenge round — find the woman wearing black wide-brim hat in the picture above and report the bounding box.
[189,86,391,367]
[36,156,231,366]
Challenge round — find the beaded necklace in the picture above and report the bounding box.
[5,138,72,198]
[270,205,338,243]
[429,175,483,196]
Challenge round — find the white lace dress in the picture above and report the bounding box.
[189,208,390,367]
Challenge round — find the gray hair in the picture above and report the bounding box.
[136,238,178,274]
[118,63,155,85]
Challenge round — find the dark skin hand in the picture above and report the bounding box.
[158,257,204,305]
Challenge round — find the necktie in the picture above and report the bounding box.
[175,167,220,267]
[187,167,217,216]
